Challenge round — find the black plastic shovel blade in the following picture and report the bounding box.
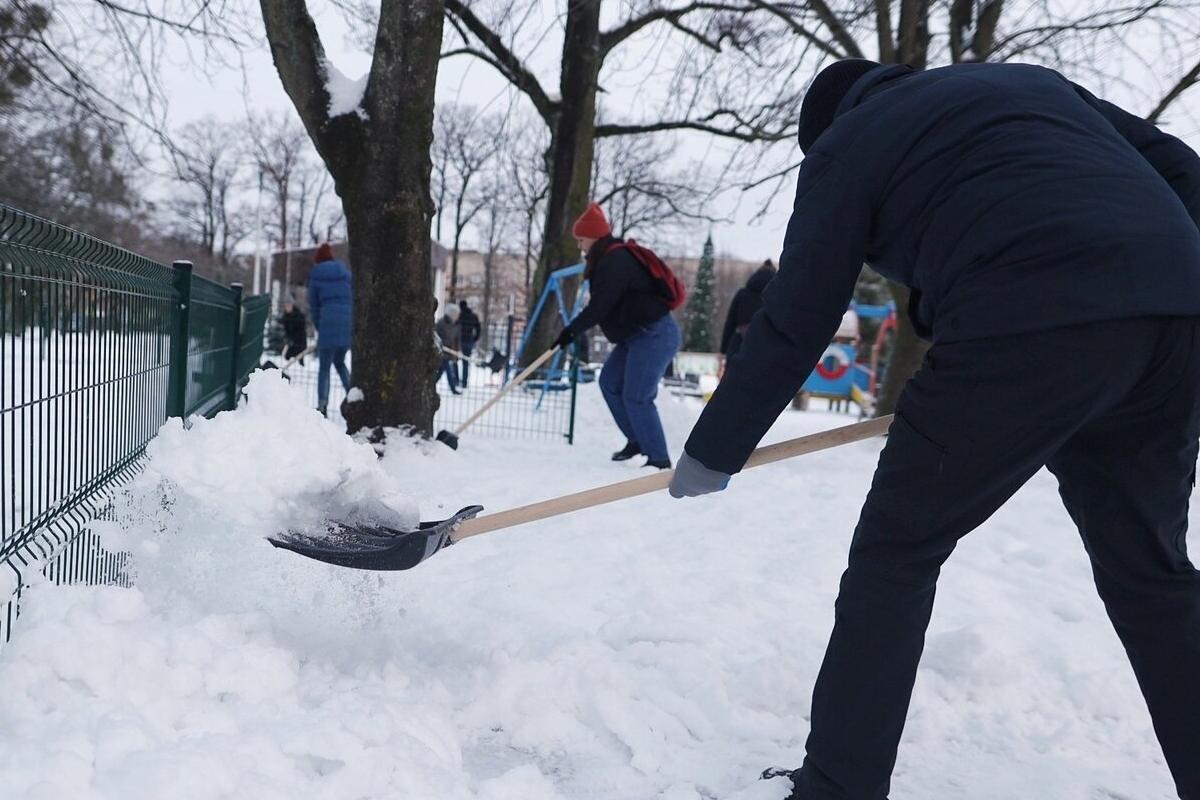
[268,505,483,571]
[436,429,459,450]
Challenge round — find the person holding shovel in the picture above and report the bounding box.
[555,203,682,470]
[670,60,1200,799]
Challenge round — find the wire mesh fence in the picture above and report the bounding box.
[0,203,269,644]
[274,313,582,444]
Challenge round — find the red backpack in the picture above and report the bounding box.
[603,239,687,311]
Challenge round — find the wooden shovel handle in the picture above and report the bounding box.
[453,346,561,436]
[451,413,894,541]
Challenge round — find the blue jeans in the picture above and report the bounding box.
[598,314,681,463]
[318,346,351,409]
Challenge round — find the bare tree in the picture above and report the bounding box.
[247,112,310,293]
[433,103,503,297]
[168,116,248,282]
[590,131,722,243]
[505,113,550,292]
[260,0,444,434]
[442,0,806,361]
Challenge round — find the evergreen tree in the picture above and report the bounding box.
[684,234,717,352]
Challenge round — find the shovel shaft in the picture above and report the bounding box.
[452,346,561,436]
[450,414,894,541]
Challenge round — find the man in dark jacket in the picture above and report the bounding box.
[720,261,776,358]
[280,298,308,364]
[307,242,353,416]
[458,299,482,387]
[670,60,1200,799]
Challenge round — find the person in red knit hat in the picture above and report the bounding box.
[307,242,354,416]
[555,202,681,469]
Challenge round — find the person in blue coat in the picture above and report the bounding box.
[670,60,1200,799]
[306,242,353,416]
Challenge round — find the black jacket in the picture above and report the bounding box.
[567,237,670,344]
[688,62,1200,475]
[721,268,775,354]
[281,308,307,350]
[459,306,481,344]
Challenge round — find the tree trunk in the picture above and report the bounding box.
[341,191,442,434]
[875,282,928,416]
[522,0,601,364]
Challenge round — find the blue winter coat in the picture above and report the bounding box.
[307,259,353,349]
[688,62,1200,475]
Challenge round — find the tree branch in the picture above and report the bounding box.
[259,0,334,150]
[1148,58,1200,123]
[746,0,846,59]
[807,0,865,59]
[599,1,751,56]
[595,115,791,143]
[443,0,557,123]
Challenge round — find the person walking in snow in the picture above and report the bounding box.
[555,202,682,470]
[458,299,482,387]
[280,298,308,365]
[669,60,1200,800]
[436,303,463,395]
[307,243,353,417]
[720,260,776,360]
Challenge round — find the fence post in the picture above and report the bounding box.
[227,282,244,410]
[166,260,193,419]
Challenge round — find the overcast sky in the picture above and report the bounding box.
[159,0,1200,263]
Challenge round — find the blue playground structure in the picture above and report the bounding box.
[514,263,591,407]
[801,301,897,414]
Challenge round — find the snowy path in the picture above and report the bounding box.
[0,372,1185,799]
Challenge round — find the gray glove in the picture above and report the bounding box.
[669,451,731,498]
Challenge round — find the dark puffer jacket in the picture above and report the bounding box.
[721,266,775,355]
[688,62,1200,475]
[307,259,353,349]
[566,236,670,344]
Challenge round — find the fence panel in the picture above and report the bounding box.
[0,204,268,644]
[278,313,581,444]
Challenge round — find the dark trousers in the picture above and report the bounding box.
[461,339,476,387]
[794,317,1200,800]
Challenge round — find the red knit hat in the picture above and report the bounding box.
[313,242,335,263]
[572,203,611,239]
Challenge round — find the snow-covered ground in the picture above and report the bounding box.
[0,370,1186,799]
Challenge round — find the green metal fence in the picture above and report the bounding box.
[0,203,270,643]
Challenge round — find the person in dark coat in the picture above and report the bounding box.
[435,304,462,394]
[720,260,776,359]
[280,299,308,365]
[458,299,482,387]
[670,60,1200,800]
[307,242,353,416]
[555,202,682,469]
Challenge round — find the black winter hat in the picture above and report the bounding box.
[797,59,881,153]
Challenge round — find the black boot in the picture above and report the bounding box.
[611,440,642,461]
[644,457,672,470]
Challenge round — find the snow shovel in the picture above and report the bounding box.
[435,346,562,450]
[442,346,507,374]
[269,414,894,571]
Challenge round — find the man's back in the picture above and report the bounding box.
[827,62,1200,341]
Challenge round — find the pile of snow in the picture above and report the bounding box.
[0,376,1186,798]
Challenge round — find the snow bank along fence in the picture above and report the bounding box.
[0,203,271,643]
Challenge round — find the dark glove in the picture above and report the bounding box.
[669,451,731,498]
[554,328,576,350]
